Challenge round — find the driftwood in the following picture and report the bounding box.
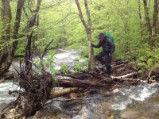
[57,79,110,88]
[112,64,125,71]
[51,88,79,98]
[111,72,138,79]
[3,69,54,117]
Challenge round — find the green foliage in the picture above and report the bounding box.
[52,77,58,83]
[43,51,55,68]
[60,64,69,74]
[136,47,159,72]
[1,0,159,74]
[33,51,59,74]
[73,59,89,72]
[74,62,85,73]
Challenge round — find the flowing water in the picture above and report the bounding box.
[0,82,19,112]
[1,49,159,119]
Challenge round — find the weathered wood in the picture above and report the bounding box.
[57,79,110,88]
[111,72,138,79]
[3,72,14,79]
[112,64,125,71]
[51,88,79,98]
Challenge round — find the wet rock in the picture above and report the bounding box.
[73,115,81,119]
[3,72,14,79]
[91,102,114,119]
[5,109,16,119]
[69,93,78,99]
[0,79,5,83]
[0,114,6,119]
[112,88,119,93]
[149,93,159,103]
[22,116,27,119]
[78,106,89,119]
[121,109,148,119]
[32,111,41,119]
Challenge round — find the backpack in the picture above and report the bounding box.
[104,32,114,43]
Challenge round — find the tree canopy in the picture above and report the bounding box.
[0,0,159,74]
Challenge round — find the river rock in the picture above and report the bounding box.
[32,111,42,119]
[5,109,16,119]
[78,106,89,119]
[3,72,14,79]
[73,115,81,119]
[112,88,119,93]
[121,109,148,119]
[69,93,78,99]
[0,78,5,83]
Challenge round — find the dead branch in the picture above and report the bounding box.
[112,64,125,71]
[51,88,79,98]
[56,79,111,88]
[40,39,54,58]
[111,72,138,79]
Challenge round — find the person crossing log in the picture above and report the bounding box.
[92,33,115,75]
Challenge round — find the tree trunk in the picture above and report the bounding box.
[138,0,143,38]
[152,0,158,46]
[25,33,33,73]
[75,0,95,71]
[0,0,24,75]
[0,0,25,75]
[0,0,12,75]
[84,0,95,71]
[24,0,42,70]
[12,0,25,56]
[143,0,152,45]
[143,0,159,47]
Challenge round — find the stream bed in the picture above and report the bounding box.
[1,49,159,119]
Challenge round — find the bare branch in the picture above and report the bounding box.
[75,0,88,31]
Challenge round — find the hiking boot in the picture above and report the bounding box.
[107,70,112,75]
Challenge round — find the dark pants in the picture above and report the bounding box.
[96,51,112,73]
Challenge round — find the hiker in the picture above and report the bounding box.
[92,33,115,74]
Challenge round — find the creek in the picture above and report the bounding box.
[0,49,159,119]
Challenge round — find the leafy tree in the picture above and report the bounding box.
[0,0,159,75]
[0,0,25,75]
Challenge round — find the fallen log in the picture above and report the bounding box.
[57,79,111,88]
[1,72,14,80]
[112,64,125,71]
[59,73,91,80]
[118,78,145,84]
[111,72,138,79]
[51,88,79,98]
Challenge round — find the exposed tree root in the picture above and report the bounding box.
[3,67,54,117]
[111,72,138,79]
